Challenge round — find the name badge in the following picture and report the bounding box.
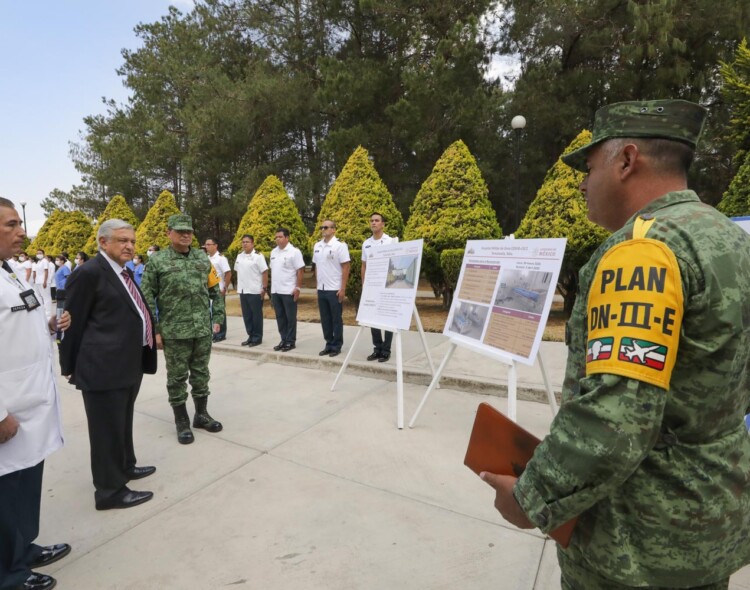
[20,289,41,311]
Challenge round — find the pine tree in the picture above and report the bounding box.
[404,140,501,306]
[310,146,404,252]
[30,210,93,256]
[135,190,197,253]
[227,176,310,260]
[29,210,65,254]
[717,150,750,217]
[720,38,750,164]
[83,194,141,255]
[516,130,610,313]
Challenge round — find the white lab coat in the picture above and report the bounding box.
[0,266,63,477]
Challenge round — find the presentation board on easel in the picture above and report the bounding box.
[332,239,436,429]
[410,237,567,427]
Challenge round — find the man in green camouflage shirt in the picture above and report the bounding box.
[482,100,750,588]
[140,214,225,444]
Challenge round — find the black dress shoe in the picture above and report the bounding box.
[20,573,56,590]
[126,465,156,480]
[29,544,71,568]
[319,349,331,356]
[213,335,226,343]
[328,350,340,357]
[241,338,252,346]
[367,352,381,361]
[273,342,284,351]
[281,343,296,352]
[378,353,390,362]
[247,341,261,347]
[95,490,154,511]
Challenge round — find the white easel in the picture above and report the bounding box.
[409,338,558,428]
[331,305,437,429]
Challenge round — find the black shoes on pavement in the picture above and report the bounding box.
[126,465,156,480]
[95,489,154,511]
[367,351,390,362]
[281,343,296,352]
[29,544,71,569]
[242,338,261,347]
[19,572,57,590]
[319,349,341,357]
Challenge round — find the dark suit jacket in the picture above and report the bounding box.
[59,253,157,391]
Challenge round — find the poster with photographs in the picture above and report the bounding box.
[444,238,567,365]
[356,239,424,331]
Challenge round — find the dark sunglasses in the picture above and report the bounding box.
[320,225,331,230]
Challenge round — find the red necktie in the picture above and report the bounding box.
[122,269,154,348]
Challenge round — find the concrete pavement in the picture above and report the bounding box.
[35,318,750,589]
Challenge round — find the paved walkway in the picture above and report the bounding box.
[37,317,750,589]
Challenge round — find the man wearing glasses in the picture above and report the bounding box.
[312,220,350,357]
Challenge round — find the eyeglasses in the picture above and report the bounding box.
[320,226,331,230]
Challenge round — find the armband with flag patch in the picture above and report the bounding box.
[585,217,683,389]
[207,265,221,289]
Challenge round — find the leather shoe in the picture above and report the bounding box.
[319,349,331,356]
[378,353,390,362]
[247,341,261,347]
[29,544,71,568]
[281,344,296,352]
[273,342,284,351]
[241,338,252,346]
[212,335,226,343]
[95,490,154,511]
[328,350,340,357]
[367,352,381,361]
[126,465,156,480]
[20,573,56,590]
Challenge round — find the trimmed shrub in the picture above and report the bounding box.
[346,249,363,305]
[717,150,750,217]
[440,248,465,307]
[135,190,197,253]
[31,210,93,256]
[310,146,403,253]
[405,140,501,307]
[29,210,65,254]
[228,176,310,260]
[516,130,610,314]
[84,194,140,255]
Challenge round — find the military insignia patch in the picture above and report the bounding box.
[586,237,683,389]
[587,337,613,362]
[617,337,667,370]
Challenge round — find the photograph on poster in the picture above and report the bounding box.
[493,269,553,314]
[386,255,419,289]
[450,302,489,340]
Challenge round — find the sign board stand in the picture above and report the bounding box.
[408,339,558,428]
[331,305,436,429]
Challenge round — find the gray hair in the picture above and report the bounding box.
[98,218,134,243]
[0,197,15,209]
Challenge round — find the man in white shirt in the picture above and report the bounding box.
[361,212,396,362]
[204,238,232,343]
[0,197,71,590]
[312,220,350,357]
[269,227,305,352]
[31,249,52,319]
[234,235,268,347]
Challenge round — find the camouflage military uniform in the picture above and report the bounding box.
[140,246,225,406]
[514,191,750,587]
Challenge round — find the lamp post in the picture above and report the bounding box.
[511,115,526,232]
[19,201,27,232]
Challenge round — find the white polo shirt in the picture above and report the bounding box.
[269,243,305,295]
[313,236,350,291]
[361,233,397,262]
[209,252,231,291]
[234,249,268,294]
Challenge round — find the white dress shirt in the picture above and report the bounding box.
[234,249,268,294]
[269,244,305,295]
[313,236,350,290]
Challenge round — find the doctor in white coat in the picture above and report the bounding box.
[0,197,71,590]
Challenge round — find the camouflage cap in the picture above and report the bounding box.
[168,213,193,231]
[562,100,708,172]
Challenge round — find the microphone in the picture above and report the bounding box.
[55,290,65,342]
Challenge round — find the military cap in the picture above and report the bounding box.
[168,213,193,231]
[562,99,708,172]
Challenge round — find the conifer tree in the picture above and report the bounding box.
[83,194,140,255]
[29,210,65,254]
[404,140,501,306]
[30,210,93,255]
[720,38,750,164]
[310,146,403,252]
[135,190,197,252]
[516,130,609,313]
[228,176,310,259]
[717,150,750,217]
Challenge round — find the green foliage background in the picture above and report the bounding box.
[717,150,750,216]
[30,210,93,256]
[135,190,198,253]
[516,130,610,312]
[83,194,141,255]
[227,176,310,260]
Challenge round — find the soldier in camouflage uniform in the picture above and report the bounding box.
[140,214,225,444]
[482,101,750,589]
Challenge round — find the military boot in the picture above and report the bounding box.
[172,404,195,444]
[192,396,223,432]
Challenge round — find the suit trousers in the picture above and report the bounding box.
[0,461,44,589]
[317,290,343,352]
[239,293,263,343]
[82,376,142,502]
[371,328,393,354]
[272,293,297,345]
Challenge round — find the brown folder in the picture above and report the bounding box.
[464,402,577,547]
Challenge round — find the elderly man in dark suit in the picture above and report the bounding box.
[60,219,157,510]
